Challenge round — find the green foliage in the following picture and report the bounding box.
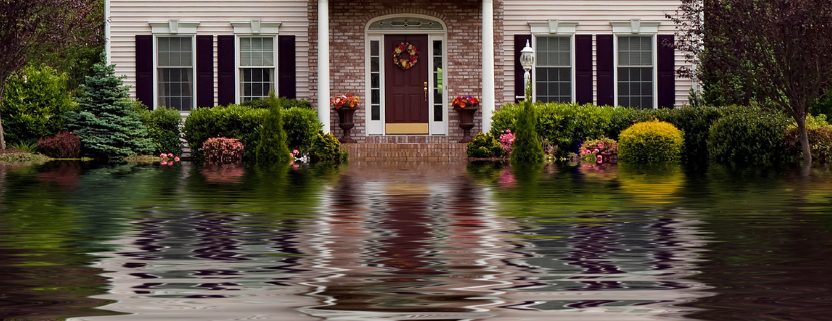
[813,91,832,117]
[308,133,346,164]
[9,141,38,153]
[490,103,788,162]
[134,103,182,154]
[511,100,544,164]
[467,133,503,158]
[183,105,268,159]
[183,105,320,160]
[256,94,292,166]
[784,115,832,164]
[619,121,685,164]
[0,65,76,144]
[708,111,789,166]
[68,59,153,159]
[284,107,322,150]
[242,96,313,110]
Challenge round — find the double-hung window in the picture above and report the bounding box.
[157,37,195,111]
[534,36,572,103]
[617,36,654,108]
[239,37,276,103]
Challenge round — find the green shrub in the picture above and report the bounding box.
[242,96,313,110]
[284,107,322,150]
[68,60,153,159]
[619,121,685,164]
[467,133,503,158]
[255,94,292,166]
[784,115,832,164]
[183,105,268,159]
[707,111,789,165]
[510,100,544,164]
[0,65,76,144]
[135,103,182,155]
[183,105,320,160]
[490,103,782,162]
[308,133,346,164]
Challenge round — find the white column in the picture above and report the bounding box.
[317,0,331,133]
[481,0,496,133]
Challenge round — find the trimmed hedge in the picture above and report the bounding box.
[135,105,183,155]
[183,104,321,160]
[619,121,684,163]
[490,103,784,162]
[708,111,790,166]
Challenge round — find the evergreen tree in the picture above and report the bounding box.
[255,92,292,166]
[511,83,544,164]
[69,55,153,159]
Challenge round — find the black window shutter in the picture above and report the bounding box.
[135,35,154,109]
[575,35,593,105]
[277,35,297,99]
[217,35,236,106]
[657,35,676,108]
[196,35,214,107]
[596,35,614,106]
[514,34,532,103]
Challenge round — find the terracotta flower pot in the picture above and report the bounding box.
[336,108,357,143]
[454,106,478,143]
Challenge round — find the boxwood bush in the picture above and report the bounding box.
[135,104,183,155]
[0,65,76,144]
[183,104,321,160]
[619,121,685,163]
[707,111,790,166]
[467,133,503,158]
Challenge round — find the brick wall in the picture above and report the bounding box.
[309,0,505,142]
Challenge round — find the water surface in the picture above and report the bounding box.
[0,161,831,321]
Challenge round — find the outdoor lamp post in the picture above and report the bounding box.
[520,40,535,101]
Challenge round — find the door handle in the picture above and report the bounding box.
[424,82,428,102]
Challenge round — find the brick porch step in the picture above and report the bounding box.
[343,136,467,162]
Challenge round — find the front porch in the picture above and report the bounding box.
[310,0,501,143]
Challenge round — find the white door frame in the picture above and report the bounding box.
[365,14,448,136]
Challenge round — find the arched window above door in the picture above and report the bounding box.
[368,16,445,32]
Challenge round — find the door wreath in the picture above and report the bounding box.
[392,42,419,70]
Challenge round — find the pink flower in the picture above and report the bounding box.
[160,153,167,159]
[167,153,175,158]
[161,161,168,166]
[292,149,300,157]
[596,155,604,164]
[174,156,181,162]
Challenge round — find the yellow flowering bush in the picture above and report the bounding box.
[619,121,684,163]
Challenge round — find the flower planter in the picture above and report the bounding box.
[336,108,357,143]
[454,106,478,143]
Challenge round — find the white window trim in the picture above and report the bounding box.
[150,20,200,35]
[232,20,280,104]
[612,20,660,109]
[151,27,198,114]
[529,21,578,104]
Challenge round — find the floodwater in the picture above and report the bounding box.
[0,161,831,321]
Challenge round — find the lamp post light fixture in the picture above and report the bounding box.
[520,40,535,101]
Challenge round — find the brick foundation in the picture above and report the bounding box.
[309,0,505,143]
[342,136,467,162]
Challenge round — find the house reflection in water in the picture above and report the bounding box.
[70,163,711,321]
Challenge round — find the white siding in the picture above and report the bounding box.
[109,0,310,105]
[502,0,692,107]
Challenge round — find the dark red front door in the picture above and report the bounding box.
[385,34,429,134]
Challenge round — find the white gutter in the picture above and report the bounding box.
[105,0,111,64]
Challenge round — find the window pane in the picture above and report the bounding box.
[157,67,193,111]
[240,37,274,67]
[370,40,379,56]
[617,66,653,108]
[240,68,275,102]
[371,105,380,121]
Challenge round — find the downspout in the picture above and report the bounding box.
[105,0,111,64]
